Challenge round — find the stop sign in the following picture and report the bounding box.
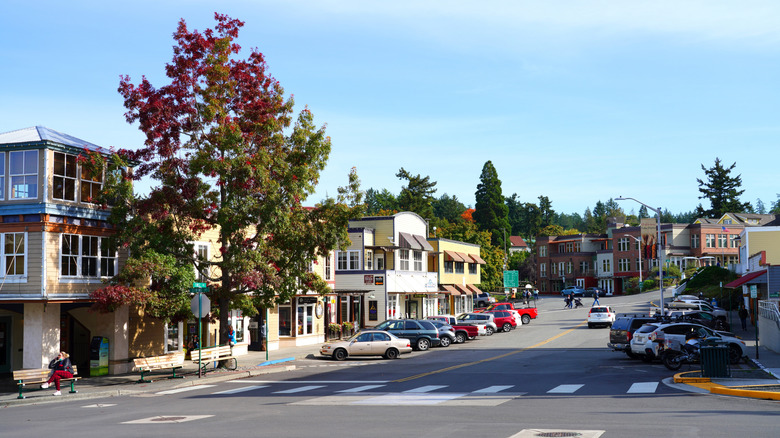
[190,294,211,318]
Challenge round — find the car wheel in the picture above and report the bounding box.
[728,344,742,364]
[333,348,347,361]
[384,348,399,359]
[485,326,494,336]
[455,332,466,344]
[588,323,594,329]
[626,351,639,359]
[502,323,512,332]
[521,314,531,325]
[439,336,451,347]
[416,338,430,351]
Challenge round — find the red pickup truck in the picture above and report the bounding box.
[427,315,480,342]
[482,302,538,325]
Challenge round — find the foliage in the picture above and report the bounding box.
[539,224,564,236]
[435,220,503,291]
[364,188,398,215]
[111,14,364,340]
[695,158,752,218]
[473,161,510,248]
[461,208,475,222]
[685,266,738,289]
[396,168,437,220]
[770,194,780,214]
[432,193,467,224]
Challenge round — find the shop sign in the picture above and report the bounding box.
[298,297,318,304]
[375,276,384,285]
[364,275,374,284]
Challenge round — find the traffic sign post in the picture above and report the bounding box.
[190,283,209,378]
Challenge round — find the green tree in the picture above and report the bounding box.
[695,158,752,218]
[105,14,364,341]
[365,188,398,215]
[538,195,554,228]
[396,167,437,219]
[473,161,510,247]
[771,194,780,214]
[755,198,766,214]
[432,193,467,224]
[435,220,504,291]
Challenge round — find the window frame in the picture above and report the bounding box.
[60,233,118,280]
[53,151,78,202]
[9,150,38,200]
[1,232,27,279]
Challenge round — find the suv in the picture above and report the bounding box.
[456,313,498,335]
[374,319,441,351]
[473,292,496,308]
[631,322,747,364]
[486,310,517,332]
[608,314,658,359]
[560,286,584,297]
[587,306,616,328]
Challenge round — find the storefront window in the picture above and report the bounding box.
[165,322,182,352]
[279,306,292,336]
[297,302,314,335]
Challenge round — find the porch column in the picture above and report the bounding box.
[23,302,60,368]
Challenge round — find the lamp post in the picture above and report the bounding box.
[616,197,664,310]
[624,234,642,292]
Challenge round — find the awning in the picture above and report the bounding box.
[444,250,466,262]
[466,284,482,295]
[413,234,434,251]
[398,232,422,250]
[724,270,767,288]
[468,253,486,264]
[453,284,472,295]
[441,285,460,295]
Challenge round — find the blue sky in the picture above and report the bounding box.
[2,1,778,217]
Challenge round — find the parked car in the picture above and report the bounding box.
[667,301,727,318]
[587,306,616,328]
[583,287,611,297]
[560,286,585,297]
[426,315,480,342]
[473,292,496,307]
[630,322,747,364]
[320,330,412,360]
[668,310,730,331]
[425,319,457,347]
[608,314,659,359]
[373,319,441,351]
[485,310,517,332]
[456,313,498,335]
[482,302,538,325]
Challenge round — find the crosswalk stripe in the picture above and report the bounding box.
[156,385,216,395]
[547,384,584,394]
[627,382,659,393]
[273,385,325,394]
[212,385,268,395]
[473,385,513,393]
[403,385,448,393]
[337,385,386,393]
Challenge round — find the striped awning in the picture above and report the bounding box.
[441,285,460,295]
[453,284,472,295]
[444,250,466,262]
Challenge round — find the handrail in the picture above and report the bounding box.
[758,300,780,330]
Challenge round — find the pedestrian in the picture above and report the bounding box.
[593,290,600,306]
[563,296,570,309]
[738,305,748,330]
[698,291,703,300]
[567,293,573,309]
[227,325,236,347]
[41,351,74,396]
[533,289,539,300]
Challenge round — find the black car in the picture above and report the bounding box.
[670,311,730,331]
[583,287,605,297]
[608,314,658,359]
[373,319,441,351]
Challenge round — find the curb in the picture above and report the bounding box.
[710,385,780,400]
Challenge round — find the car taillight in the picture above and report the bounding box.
[627,332,632,341]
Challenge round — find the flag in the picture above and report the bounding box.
[722,226,730,232]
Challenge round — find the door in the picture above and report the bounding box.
[406,300,419,319]
[0,317,10,373]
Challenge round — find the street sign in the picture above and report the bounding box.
[190,294,210,318]
[503,270,519,288]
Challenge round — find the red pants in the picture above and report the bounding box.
[47,370,73,391]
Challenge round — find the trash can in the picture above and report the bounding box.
[700,345,730,378]
[89,336,109,376]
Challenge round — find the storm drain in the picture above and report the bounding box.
[536,433,581,438]
[122,415,214,424]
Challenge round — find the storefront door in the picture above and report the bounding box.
[0,317,10,373]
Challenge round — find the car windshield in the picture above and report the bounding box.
[592,307,608,313]
[636,324,658,334]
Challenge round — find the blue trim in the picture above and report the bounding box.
[0,203,111,221]
[257,357,295,366]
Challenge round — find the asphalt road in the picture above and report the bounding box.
[2,293,778,437]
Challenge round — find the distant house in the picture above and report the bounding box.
[509,236,530,254]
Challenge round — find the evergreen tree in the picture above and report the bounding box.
[695,158,752,217]
[755,199,766,214]
[538,195,555,227]
[432,193,467,223]
[473,161,510,247]
[638,205,649,219]
[396,167,437,219]
[771,194,780,214]
[364,188,398,215]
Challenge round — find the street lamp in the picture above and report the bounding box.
[616,197,664,311]
[624,234,642,291]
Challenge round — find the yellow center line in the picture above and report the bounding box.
[393,320,587,383]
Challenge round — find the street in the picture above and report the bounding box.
[2,293,778,438]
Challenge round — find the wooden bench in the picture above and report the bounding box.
[133,352,185,383]
[13,365,80,399]
[191,345,237,372]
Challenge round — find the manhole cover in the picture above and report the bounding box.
[151,417,187,422]
[536,433,582,438]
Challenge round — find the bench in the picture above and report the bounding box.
[133,352,185,383]
[191,345,237,372]
[13,365,80,399]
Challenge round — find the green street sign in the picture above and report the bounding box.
[503,270,519,288]
[193,282,207,288]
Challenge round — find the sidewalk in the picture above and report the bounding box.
[0,344,321,408]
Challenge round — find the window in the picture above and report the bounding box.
[337,251,347,270]
[9,150,38,199]
[455,261,464,274]
[730,235,739,248]
[565,242,573,252]
[566,262,572,274]
[579,261,589,275]
[2,232,26,276]
[618,258,630,272]
[468,262,477,275]
[636,258,642,272]
[539,245,547,257]
[53,152,78,201]
[559,262,565,274]
[60,234,117,278]
[165,322,181,352]
[618,238,630,252]
[325,254,332,280]
[718,234,727,248]
[0,153,4,200]
[602,259,611,273]
[365,250,373,270]
[348,251,360,270]
[558,244,564,252]
[550,263,557,275]
[691,234,699,249]
[444,260,454,273]
[540,263,546,277]
[705,234,716,248]
[196,244,209,282]
[413,251,423,271]
[399,249,410,271]
[80,161,103,203]
[297,301,314,335]
[336,250,361,270]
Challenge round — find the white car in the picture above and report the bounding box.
[507,310,524,327]
[631,322,747,363]
[587,306,616,328]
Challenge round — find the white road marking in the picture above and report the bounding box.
[273,385,325,394]
[155,385,216,395]
[403,385,448,393]
[473,385,513,393]
[337,385,386,393]
[627,382,659,393]
[233,380,388,384]
[82,404,117,408]
[122,415,214,424]
[212,385,268,395]
[547,384,584,394]
[353,393,464,405]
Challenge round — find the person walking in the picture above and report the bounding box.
[738,305,749,330]
[567,293,573,309]
[592,290,600,306]
[41,351,74,396]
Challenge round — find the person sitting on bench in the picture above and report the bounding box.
[41,351,74,396]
